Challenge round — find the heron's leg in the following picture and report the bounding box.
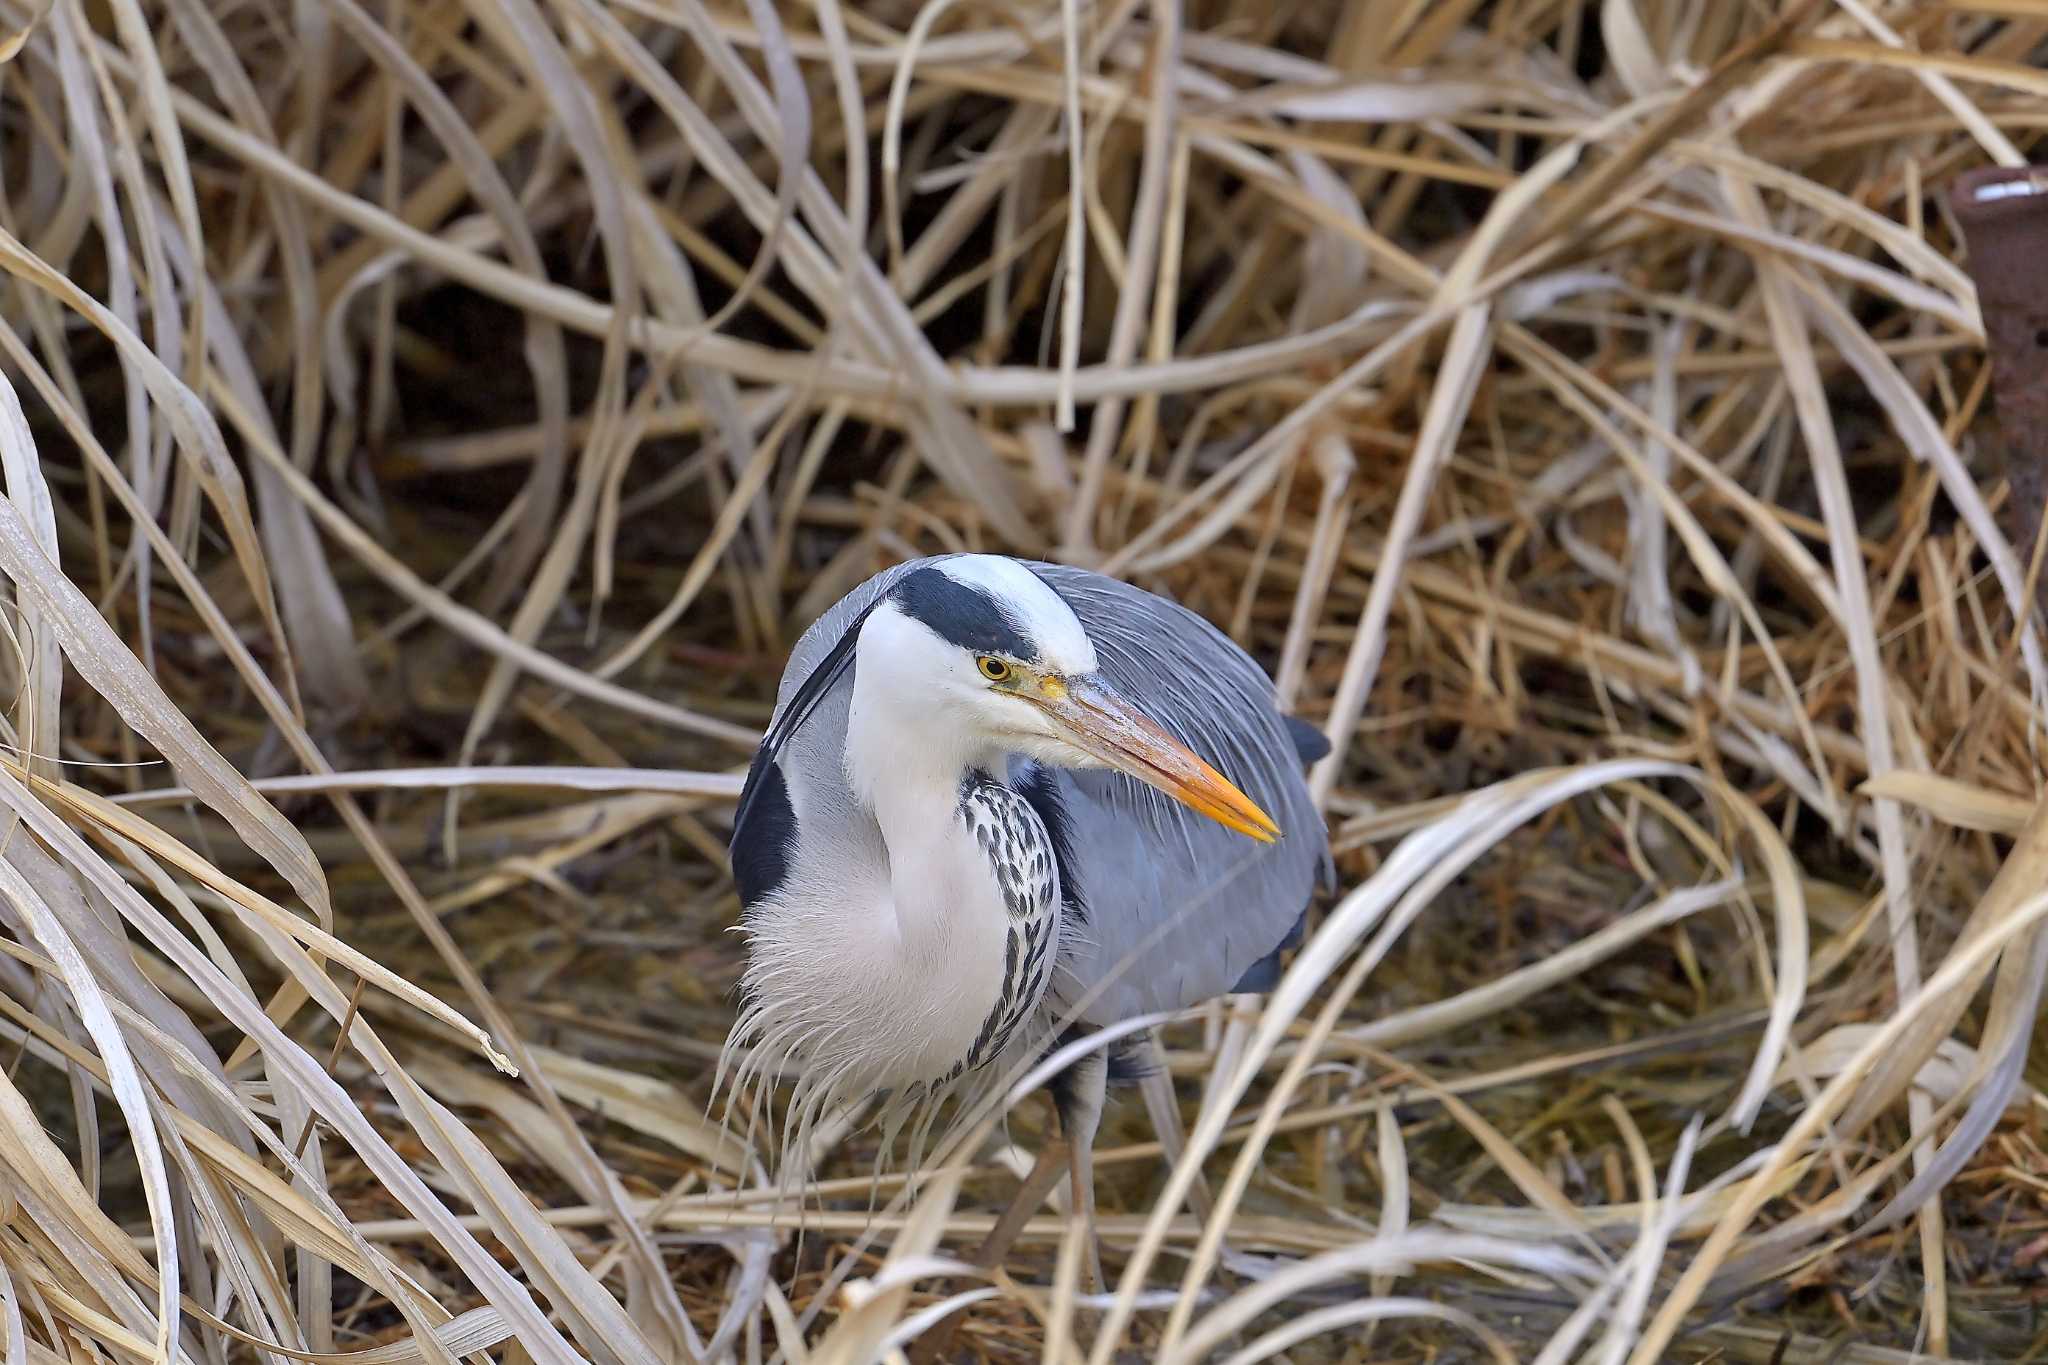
[967,1116,1069,1270]
[1139,1032,1215,1221]
[1055,1047,1108,1294]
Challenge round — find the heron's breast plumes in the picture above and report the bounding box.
[714,774,1066,1173]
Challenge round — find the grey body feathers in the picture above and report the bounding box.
[739,555,1332,1034]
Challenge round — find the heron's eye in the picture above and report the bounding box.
[976,656,1012,682]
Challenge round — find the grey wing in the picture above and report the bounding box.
[1021,562,1334,1026]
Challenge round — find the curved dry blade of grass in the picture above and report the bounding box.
[0,964,472,1361]
[1730,160,1955,1333]
[320,0,573,607]
[110,765,745,804]
[219,396,757,747]
[0,361,60,780]
[1631,886,2048,1362]
[712,0,808,345]
[0,499,331,923]
[1309,303,1491,805]
[1348,877,1746,1049]
[0,855,179,1361]
[1089,758,1806,1360]
[1860,771,2032,834]
[1057,1,1179,561]
[26,767,510,1068]
[1165,1234,1580,1365]
[0,225,294,695]
[806,1170,967,1365]
[158,0,359,716]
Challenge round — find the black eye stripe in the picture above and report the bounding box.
[890,567,1041,663]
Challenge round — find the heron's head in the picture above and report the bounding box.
[858,557,1279,843]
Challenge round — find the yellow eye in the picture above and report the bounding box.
[977,656,1012,682]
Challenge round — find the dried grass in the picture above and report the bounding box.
[0,0,2044,1361]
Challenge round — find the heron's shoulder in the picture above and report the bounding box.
[731,747,796,908]
[775,556,949,710]
[1283,714,1332,765]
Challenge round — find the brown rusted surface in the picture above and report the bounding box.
[1953,165,2048,608]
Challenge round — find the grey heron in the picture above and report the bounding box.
[719,553,1332,1282]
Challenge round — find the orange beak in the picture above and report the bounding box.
[1029,677,1280,843]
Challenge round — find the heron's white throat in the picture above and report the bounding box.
[849,605,1011,816]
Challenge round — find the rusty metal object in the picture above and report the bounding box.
[1952,164,2048,612]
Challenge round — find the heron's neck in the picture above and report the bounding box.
[845,685,988,853]
[844,646,1003,937]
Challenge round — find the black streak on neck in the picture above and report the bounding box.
[1015,762,1085,926]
